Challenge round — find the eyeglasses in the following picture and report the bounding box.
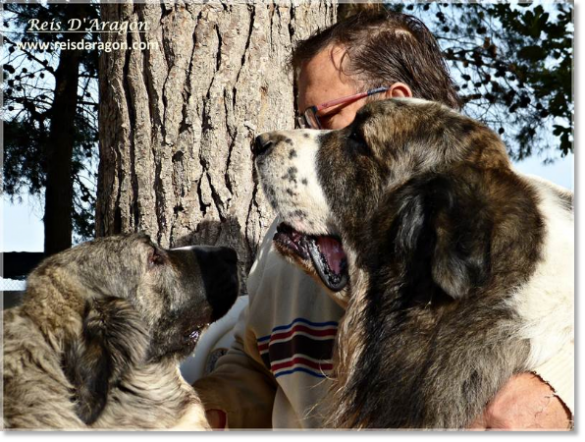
[296,86,390,129]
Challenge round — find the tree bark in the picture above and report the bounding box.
[97,1,336,282]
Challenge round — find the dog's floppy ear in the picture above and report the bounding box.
[62,297,149,425]
[387,173,491,300]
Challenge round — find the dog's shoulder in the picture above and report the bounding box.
[504,172,574,369]
[519,172,573,214]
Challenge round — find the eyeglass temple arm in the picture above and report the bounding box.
[314,86,390,111]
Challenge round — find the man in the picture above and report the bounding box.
[194,10,573,430]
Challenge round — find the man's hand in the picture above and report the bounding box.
[467,373,572,430]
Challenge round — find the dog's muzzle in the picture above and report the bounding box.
[171,245,239,321]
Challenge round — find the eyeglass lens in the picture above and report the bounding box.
[303,108,321,129]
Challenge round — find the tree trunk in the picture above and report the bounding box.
[97,1,336,283]
[44,5,92,256]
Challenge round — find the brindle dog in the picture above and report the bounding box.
[3,233,238,430]
[253,99,573,429]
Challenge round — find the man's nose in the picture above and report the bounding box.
[253,133,274,156]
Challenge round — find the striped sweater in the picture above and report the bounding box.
[257,317,337,379]
[194,219,344,428]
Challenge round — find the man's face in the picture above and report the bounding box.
[297,45,367,130]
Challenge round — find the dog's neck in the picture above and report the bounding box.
[92,360,205,429]
[22,268,87,345]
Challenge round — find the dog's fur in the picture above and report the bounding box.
[3,233,238,430]
[254,99,573,429]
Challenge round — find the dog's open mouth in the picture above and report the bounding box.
[274,223,348,291]
[186,326,206,343]
[182,325,207,348]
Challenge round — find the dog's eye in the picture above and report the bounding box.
[349,129,360,142]
[349,129,369,154]
[148,248,165,269]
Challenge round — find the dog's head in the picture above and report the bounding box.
[25,233,238,424]
[255,98,546,428]
[254,98,517,307]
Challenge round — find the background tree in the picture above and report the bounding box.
[389,0,573,162]
[3,0,100,255]
[97,1,336,284]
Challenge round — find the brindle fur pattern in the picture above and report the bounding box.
[255,99,573,429]
[3,233,238,430]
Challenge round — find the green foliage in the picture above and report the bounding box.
[2,1,100,242]
[4,119,48,196]
[390,0,573,161]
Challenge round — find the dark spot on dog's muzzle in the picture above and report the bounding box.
[253,132,294,157]
[193,246,239,321]
[253,134,274,156]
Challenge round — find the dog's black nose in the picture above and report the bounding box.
[253,134,274,156]
[193,246,239,321]
[215,246,237,266]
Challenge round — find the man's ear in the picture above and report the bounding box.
[386,82,413,99]
[386,174,491,300]
[62,297,149,425]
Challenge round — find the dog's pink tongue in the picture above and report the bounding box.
[316,236,346,274]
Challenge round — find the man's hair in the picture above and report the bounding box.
[291,10,462,110]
